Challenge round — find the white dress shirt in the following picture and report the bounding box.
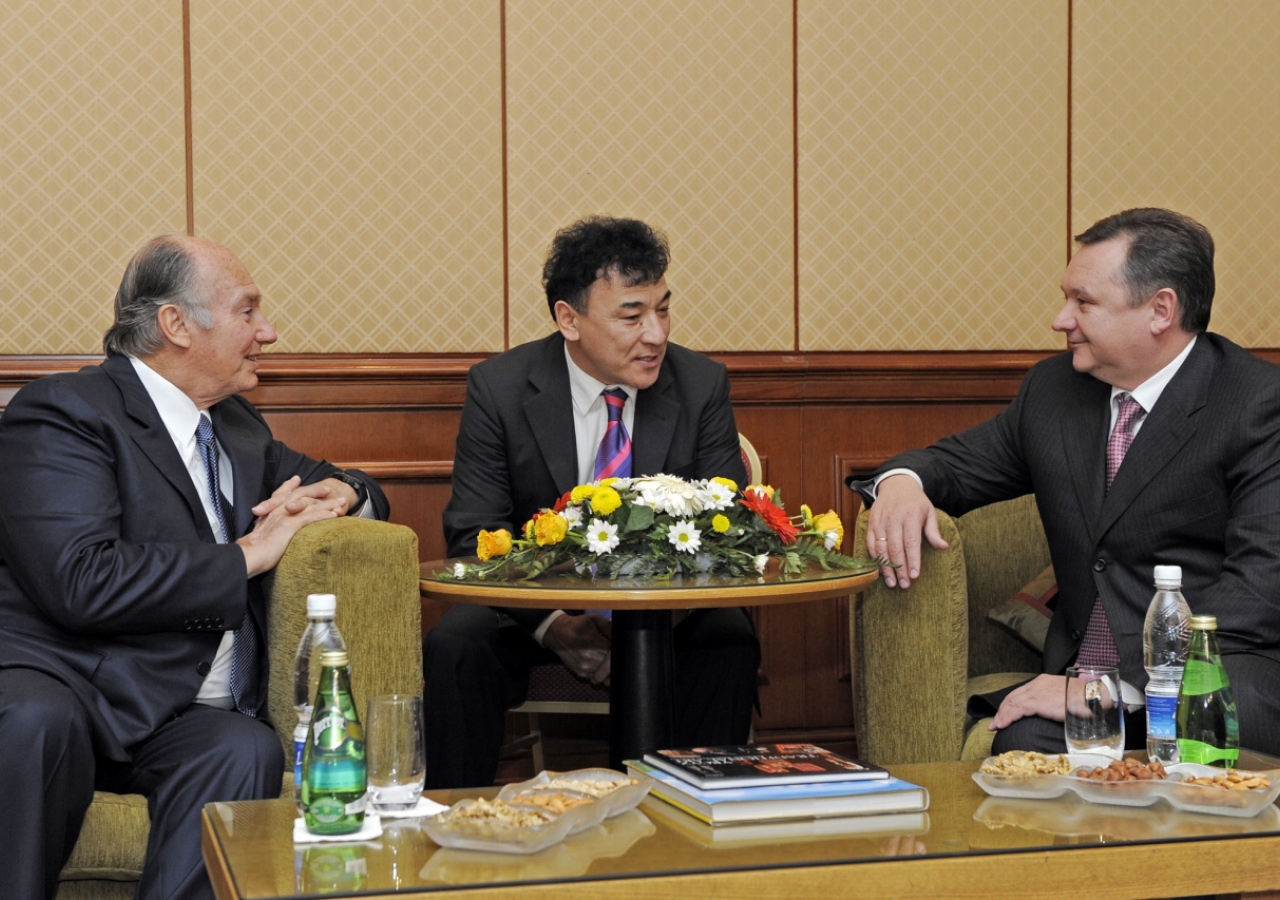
[529,346,639,644]
[129,356,237,707]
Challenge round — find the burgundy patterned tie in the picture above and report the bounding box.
[1076,393,1145,668]
[593,388,632,480]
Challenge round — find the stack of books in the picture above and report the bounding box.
[626,744,929,841]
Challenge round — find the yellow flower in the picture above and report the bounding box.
[712,514,731,533]
[522,518,535,540]
[811,510,844,546]
[570,484,597,503]
[712,476,739,493]
[599,477,620,487]
[534,513,569,546]
[745,483,775,499]
[800,503,814,526]
[590,486,622,515]
[476,528,513,561]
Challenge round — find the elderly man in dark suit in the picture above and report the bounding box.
[859,208,1280,755]
[0,234,388,900]
[424,216,760,788]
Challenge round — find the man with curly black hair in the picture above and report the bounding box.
[424,216,761,788]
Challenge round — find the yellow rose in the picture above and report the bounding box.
[800,503,813,526]
[745,483,775,499]
[570,484,597,503]
[590,486,622,515]
[712,476,739,493]
[712,514,731,533]
[476,528,512,561]
[811,510,844,545]
[534,513,569,546]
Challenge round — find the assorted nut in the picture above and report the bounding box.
[543,776,637,797]
[1180,770,1272,790]
[981,750,1073,777]
[442,797,553,829]
[516,790,593,813]
[1075,758,1168,782]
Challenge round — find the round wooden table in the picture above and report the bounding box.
[420,561,878,768]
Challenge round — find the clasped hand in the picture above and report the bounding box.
[237,476,354,577]
[543,613,612,685]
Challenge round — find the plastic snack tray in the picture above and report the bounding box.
[424,768,652,855]
[973,753,1280,819]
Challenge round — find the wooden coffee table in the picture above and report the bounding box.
[420,559,878,768]
[203,756,1280,900]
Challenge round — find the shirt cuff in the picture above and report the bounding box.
[353,498,375,518]
[871,468,924,499]
[532,610,566,646]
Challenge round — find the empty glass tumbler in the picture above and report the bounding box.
[365,695,426,812]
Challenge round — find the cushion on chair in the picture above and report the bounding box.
[59,791,149,883]
[986,564,1057,652]
[525,663,611,703]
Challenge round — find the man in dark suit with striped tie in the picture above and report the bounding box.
[424,216,761,788]
[856,208,1280,756]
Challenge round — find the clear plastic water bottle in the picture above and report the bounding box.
[293,594,348,804]
[1143,565,1192,763]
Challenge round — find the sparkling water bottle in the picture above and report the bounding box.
[302,649,367,834]
[1176,615,1239,767]
[1143,565,1191,762]
[293,594,348,803]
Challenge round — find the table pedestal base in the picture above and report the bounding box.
[608,609,673,769]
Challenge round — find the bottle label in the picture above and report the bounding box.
[345,793,368,815]
[313,713,348,747]
[294,737,305,789]
[1145,694,1178,739]
[308,795,351,824]
[1181,659,1230,695]
[1176,738,1239,766]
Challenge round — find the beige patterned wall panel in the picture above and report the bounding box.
[506,0,794,351]
[0,0,187,354]
[799,0,1068,351]
[190,1,505,353]
[1074,1,1280,346]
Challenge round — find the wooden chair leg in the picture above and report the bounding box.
[528,712,545,773]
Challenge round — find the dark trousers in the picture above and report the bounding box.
[0,668,285,900]
[984,652,1280,757]
[422,605,761,788]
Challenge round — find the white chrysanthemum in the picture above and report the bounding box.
[637,474,705,517]
[562,506,584,528]
[668,520,702,554]
[607,477,632,490]
[753,554,769,574]
[586,518,620,555]
[453,562,467,578]
[701,479,736,511]
[824,530,840,551]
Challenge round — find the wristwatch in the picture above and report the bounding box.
[326,470,368,513]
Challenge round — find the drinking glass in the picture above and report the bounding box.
[365,694,425,812]
[1064,666,1124,759]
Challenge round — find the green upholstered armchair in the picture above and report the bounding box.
[56,517,422,900]
[851,494,1052,766]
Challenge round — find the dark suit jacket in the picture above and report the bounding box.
[868,334,1280,689]
[0,354,388,761]
[443,333,747,631]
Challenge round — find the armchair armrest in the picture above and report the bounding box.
[265,517,422,761]
[852,508,968,765]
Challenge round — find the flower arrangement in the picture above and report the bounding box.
[439,474,880,582]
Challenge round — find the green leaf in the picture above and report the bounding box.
[625,504,655,533]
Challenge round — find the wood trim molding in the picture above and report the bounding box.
[334,461,454,480]
[4,349,1280,408]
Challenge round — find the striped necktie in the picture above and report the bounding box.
[195,415,259,717]
[1076,393,1146,669]
[593,388,632,480]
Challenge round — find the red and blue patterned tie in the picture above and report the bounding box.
[196,414,259,717]
[1076,393,1145,669]
[593,388,632,480]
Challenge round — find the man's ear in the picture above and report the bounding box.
[156,303,193,349]
[554,300,582,342]
[1149,287,1179,336]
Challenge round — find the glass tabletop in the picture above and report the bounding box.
[205,756,1280,899]
[422,558,878,591]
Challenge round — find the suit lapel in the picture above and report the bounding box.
[103,356,213,539]
[1061,372,1110,541]
[210,402,264,540]
[524,337,579,495]
[632,362,679,477]
[1097,338,1213,538]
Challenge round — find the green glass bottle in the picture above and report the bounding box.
[298,845,367,894]
[301,649,367,833]
[1175,615,1239,767]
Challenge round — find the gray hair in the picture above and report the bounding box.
[102,235,213,356]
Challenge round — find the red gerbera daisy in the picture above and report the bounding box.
[739,492,799,545]
[553,490,572,513]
